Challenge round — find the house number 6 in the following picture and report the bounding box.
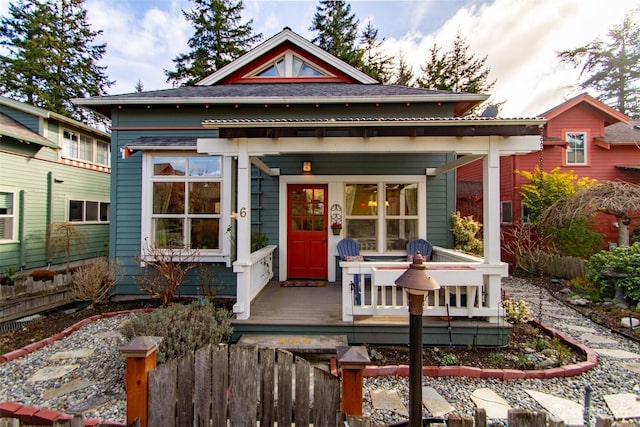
[239,207,247,218]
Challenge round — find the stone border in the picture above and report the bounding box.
[331,319,598,380]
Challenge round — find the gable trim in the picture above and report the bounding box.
[196,28,378,86]
[541,93,629,125]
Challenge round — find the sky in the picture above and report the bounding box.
[0,0,638,117]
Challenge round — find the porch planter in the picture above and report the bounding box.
[332,227,341,235]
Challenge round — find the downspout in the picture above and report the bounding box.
[46,171,53,264]
[18,190,25,269]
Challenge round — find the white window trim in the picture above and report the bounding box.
[60,128,111,167]
[141,152,233,265]
[67,198,110,223]
[246,50,335,79]
[0,187,18,244]
[565,131,587,165]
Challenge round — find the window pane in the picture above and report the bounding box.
[0,218,12,240]
[346,219,377,251]
[0,192,13,215]
[386,184,418,215]
[345,184,377,216]
[69,200,84,221]
[191,219,219,249]
[566,133,586,164]
[189,156,222,177]
[100,203,110,221]
[154,218,183,248]
[79,135,94,162]
[189,182,221,214]
[86,201,99,221]
[63,130,78,158]
[96,141,109,165]
[153,182,185,214]
[299,63,323,77]
[386,219,418,250]
[154,156,186,176]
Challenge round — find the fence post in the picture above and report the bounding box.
[337,346,370,417]
[119,336,163,427]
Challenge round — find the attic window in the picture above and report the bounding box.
[253,52,327,78]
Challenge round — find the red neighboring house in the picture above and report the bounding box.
[457,93,640,261]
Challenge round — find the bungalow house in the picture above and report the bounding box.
[0,97,111,273]
[457,93,638,260]
[75,29,544,344]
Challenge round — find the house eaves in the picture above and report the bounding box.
[540,92,629,126]
[196,28,378,86]
[0,112,58,148]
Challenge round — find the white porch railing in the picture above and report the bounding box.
[232,245,277,320]
[340,246,507,322]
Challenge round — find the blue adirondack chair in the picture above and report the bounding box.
[337,238,369,305]
[406,238,433,261]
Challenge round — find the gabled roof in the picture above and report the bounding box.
[196,28,378,86]
[540,93,629,126]
[602,120,640,144]
[0,112,58,148]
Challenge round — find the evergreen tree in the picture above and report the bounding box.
[557,10,640,118]
[359,20,393,83]
[417,31,495,94]
[165,0,262,86]
[309,0,362,68]
[0,0,113,123]
[391,50,415,87]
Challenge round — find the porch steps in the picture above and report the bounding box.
[237,334,348,353]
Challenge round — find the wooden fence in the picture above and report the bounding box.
[0,275,75,324]
[147,343,340,427]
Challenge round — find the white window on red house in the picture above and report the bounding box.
[566,132,587,165]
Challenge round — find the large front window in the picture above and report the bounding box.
[151,155,222,250]
[0,191,16,242]
[566,132,586,165]
[345,182,419,252]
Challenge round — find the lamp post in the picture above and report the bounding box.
[395,252,440,427]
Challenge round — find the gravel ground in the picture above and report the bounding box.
[0,276,639,425]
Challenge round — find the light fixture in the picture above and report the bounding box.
[302,161,312,172]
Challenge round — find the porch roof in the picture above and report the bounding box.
[201,115,545,138]
[125,136,198,151]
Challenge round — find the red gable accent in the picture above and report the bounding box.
[541,93,629,126]
[218,41,357,85]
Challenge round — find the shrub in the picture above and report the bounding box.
[450,211,483,256]
[71,258,122,308]
[544,219,604,259]
[501,298,531,324]
[435,352,458,366]
[120,300,233,363]
[251,232,269,252]
[586,242,640,301]
[29,269,56,282]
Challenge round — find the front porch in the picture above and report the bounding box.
[231,247,510,346]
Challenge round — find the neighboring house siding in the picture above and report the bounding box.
[0,148,110,271]
[0,106,40,134]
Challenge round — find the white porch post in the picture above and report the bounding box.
[232,138,253,319]
[483,137,502,323]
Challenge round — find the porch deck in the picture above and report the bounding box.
[231,281,510,347]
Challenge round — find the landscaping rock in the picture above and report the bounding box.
[620,317,640,329]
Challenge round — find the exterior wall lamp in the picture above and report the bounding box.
[395,252,440,427]
[302,161,312,172]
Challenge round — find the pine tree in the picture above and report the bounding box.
[557,10,640,118]
[0,0,113,123]
[309,0,362,68]
[417,31,495,94]
[359,20,393,83]
[165,0,262,86]
[391,51,415,87]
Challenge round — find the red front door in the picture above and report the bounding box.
[287,184,328,279]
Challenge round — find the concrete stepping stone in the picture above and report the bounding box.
[94,331,121,339]
[50,349,94,360]
[67,395,116,413]
[422,386,454,417]
[619,362,640,374]
[603,393,640,419]
[594,348,640,359]
[580,333,617,344]
[370,389,408,416]
[27,365,79,382]
[545,312,577,320]
[525,389,583,426]
[470,388,511,419]
[43,378,94,400]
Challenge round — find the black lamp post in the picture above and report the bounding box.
[395,252,440,427]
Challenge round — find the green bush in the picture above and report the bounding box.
[586,242,640,302]
[120,300,233,363]
[544,219,603,258]
[450,211,483,256]
[501,298,531,324]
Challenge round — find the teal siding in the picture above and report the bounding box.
[0,150,110,271]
